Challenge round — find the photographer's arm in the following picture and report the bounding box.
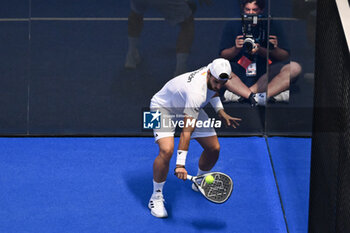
[220,35,244,60]
[255,35,289,61]
[269,47,289,61]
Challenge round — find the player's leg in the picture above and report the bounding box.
[148,104,176,218]
[175,15,194,76]
[128,10,144,38]
[189,135,220,192]
[192,109,219,172]
[195,135,220,172]
[125,1,145,68]
[190,110,219,191]
[156,0,194,75]
[149,136,174,218]
[153,137,175,183]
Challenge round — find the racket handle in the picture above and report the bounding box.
[186,174,193,180]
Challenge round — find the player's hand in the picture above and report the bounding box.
[218,110,242,128]
[269,35,278,48]
[198,0,212,6]
[235,35,244,48]
[175,166,188,181]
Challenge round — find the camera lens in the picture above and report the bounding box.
[243,38,255,52]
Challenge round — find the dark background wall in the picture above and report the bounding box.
[0,0,315,136]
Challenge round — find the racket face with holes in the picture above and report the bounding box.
[194,172,233,204]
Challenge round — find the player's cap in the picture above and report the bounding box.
[208,58,231,81]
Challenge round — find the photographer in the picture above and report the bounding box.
[219,0,302,105]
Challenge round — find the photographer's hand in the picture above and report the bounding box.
[269,35,278,49]
[268,35,290,61]
[221,35,244,59]
[251,43,260,54]
[235,35,244,49]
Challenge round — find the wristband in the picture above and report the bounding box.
[210,96,224,113]
[176,150,188,166]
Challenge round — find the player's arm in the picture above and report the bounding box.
[210,96,242,128]
[174,115,196,180]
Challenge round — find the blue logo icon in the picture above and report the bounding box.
[143,110,161,129]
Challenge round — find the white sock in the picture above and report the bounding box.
[153,180,165,195]
[197,167,210,176]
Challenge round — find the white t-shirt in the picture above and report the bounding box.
[151,66,216,119]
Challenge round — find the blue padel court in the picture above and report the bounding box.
[0,137,311,233]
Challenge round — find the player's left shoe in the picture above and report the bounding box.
[148,192,168,218]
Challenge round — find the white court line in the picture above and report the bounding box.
[0,18,28,21]
[0,17,299,22]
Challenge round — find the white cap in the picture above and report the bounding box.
[208,58,231,81]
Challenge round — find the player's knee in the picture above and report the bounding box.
[207,143,220,156]
[159,146,174,162]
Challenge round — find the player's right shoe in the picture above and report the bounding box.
[148,192,168,218]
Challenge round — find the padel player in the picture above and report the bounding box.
[148,58,241,218]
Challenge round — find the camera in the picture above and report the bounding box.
[241,14,269,53]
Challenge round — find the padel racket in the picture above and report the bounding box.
[187,172,233,204]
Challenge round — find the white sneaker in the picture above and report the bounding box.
[254,92,267,106]
[125,49,141,69]
[148,193,168,218]
[273,90,289,102]
[222,90,241,103]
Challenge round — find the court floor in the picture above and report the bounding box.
[0,137,311,233]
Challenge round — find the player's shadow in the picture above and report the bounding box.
[123,172,153,208]
[123,171,181,219]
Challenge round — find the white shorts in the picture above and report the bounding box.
[131,0,192,25]
[150,102,216,142]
